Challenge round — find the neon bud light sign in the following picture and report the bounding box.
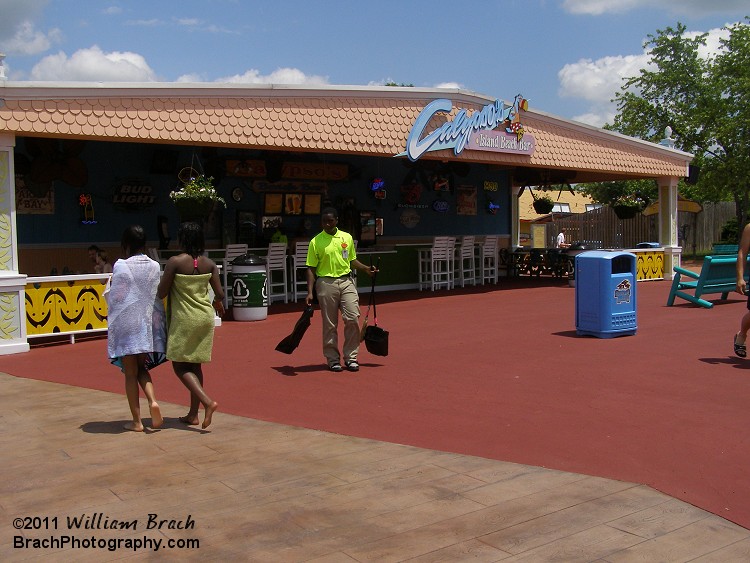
[402,98,512,162]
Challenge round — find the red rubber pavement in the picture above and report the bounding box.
[2,277,749,529]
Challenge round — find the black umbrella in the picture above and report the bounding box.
[275,306,314,354]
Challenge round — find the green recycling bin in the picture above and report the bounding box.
[230,254,268,321]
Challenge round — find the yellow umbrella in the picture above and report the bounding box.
[642,195,703,216]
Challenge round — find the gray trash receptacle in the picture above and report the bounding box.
[230,254,268,321]
[575,250,637,338]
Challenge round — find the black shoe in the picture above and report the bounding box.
[345,361,360,372]
[328,363,343,372]
[734,334,747,358]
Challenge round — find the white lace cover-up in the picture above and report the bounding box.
[106,255,167,365]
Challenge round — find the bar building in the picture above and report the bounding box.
[0,80,691,354]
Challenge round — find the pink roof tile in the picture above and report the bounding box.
[0,84,691,182]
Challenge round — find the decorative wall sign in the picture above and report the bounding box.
[304,194,321,215]
[456,186,477,216]
[400,181,423,205]
[264,193,283,214]
[285,193,303,215]
[484,181,498,192]
[262,216,282,230]
[227,159,266,177]
[399,94,534,161]
[15,173,54,214]
[252,180,326,193]
[283,162,348,182]
[370,178,385,191]
[399,209,421,228]
[79,193,96,224]
[375,217,384,236]
[370,177,387,200]
[112,178,156,210]
[432,200,450,213]
[430,169,452,192]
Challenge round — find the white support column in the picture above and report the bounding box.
[510,185,522,249]
[0,134,30,354]
[658,176,681,280]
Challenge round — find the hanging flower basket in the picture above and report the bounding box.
[174,198,216,223]
[612,204,640,220]
[533,198,554,214]
[170,175,225,223]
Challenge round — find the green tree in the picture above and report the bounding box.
[610,19,750,226]
[577,179,657,207]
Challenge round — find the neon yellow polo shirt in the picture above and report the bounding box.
[306,229,356,277]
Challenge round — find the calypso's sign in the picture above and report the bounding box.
[399,94,535,161]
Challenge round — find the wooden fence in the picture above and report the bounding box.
[547,202,736,253]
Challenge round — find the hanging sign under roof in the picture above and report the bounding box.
[398,94,535,161]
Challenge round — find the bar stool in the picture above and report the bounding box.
[457,236,476,287]
[418,236,453,291]
[222,243,248,306]
[480,235,499,284]
[291,241,310,302]
[445,236,457,288]
[265,242,289,303]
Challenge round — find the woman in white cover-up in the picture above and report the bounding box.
[106,225,167,432]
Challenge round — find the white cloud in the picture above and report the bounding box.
[126,18,161,27]
[102,6,122,16]
[0,0,62,56]
[176,72,205,83]
[169,17,235,35]
[29,46,157,81]
[686,27,732,58]
[0,0,47,38]
[563,0,641,15]
[435,82,463,90]
[557,26,732,126]
[215,67,328,85]
[559,53,650,103]
[571,110,618,127]
[563,0,749,16]
[0,20,62,56]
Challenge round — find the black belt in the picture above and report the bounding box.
[323,274,351,280]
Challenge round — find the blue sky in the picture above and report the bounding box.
[1,0,747,127]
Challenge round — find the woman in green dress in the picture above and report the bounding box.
[157,222,225,428]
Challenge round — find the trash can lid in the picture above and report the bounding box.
[232,253,266,266]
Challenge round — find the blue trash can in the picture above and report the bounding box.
[575,250,637,338]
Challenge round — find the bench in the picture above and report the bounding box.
[667,255,747,308]
[712,244,738,255]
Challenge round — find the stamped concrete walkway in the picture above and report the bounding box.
[2,373,749,562]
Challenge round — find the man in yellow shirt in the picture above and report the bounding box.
[306,207,378,372]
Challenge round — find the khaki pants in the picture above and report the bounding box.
[315,276,360,366]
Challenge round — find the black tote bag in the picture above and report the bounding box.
[275,305,314,354]
[362,260,388,356]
